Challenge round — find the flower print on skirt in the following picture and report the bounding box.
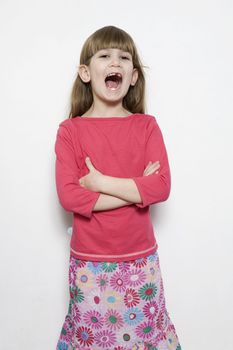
[56,251,182,350]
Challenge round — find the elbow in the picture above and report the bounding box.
[56,182,75,213]
[56,189,96,219]
[160,183,171,202]
[58,196,91,219]
[133,172,171,208]
[159,175,171,202]
[56,185,73,212]
[57,193,72,212]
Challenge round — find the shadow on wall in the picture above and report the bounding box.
[150,200,173,238]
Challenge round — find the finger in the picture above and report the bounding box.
[144,163,160,175]
[85,156,94,170]
[147,162,160,171]
[152,161,160,167]
[144,161,152,171]
[145,161,159,170]
[147,168,159,175]
[147,160,158,166]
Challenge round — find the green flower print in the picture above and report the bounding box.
[138,282,157,301]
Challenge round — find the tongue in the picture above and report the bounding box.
[106,80,119,89]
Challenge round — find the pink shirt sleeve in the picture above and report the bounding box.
[54,122,100,219]
[131,117,171,208]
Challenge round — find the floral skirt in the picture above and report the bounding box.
[56,251,182,350]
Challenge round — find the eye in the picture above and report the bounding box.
[99,54,109,58]
[121,56,130,60]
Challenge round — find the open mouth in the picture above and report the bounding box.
[105,72,122,90]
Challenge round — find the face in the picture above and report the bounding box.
[78,48,138,106]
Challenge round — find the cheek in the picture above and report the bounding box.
[94,70,105,83]
[90,73,104,89]
[124,72,134,85]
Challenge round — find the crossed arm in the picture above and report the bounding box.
[55,118,170,218]
[79,157,160,212]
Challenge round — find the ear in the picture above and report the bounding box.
[78,64,91,83]
[130,68,139,86]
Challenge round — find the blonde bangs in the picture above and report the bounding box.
[80,27,136,65]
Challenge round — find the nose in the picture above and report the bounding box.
[109,55,121,67]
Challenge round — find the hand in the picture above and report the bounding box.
[79,157,103,192]
[143,161,160,176]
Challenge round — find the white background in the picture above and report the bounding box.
[1,0,233,349]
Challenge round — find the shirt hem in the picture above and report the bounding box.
[70,243,158,262]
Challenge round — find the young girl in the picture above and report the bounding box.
[55,25,182,350]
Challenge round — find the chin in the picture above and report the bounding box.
[104,90,128,100]
[103,95,126,104]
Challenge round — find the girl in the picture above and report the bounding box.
[55,25,182,350]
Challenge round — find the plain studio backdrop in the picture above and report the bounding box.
[1,0,232,349]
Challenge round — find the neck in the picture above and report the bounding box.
[83,101,131,117]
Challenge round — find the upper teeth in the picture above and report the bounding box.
[107,73,122,78]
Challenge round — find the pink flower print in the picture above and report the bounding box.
[83,309,104,330]
[125,268,146,288]
[95,329,117,347]
[96,273,109,292]
[143,300,159,320]
[118,261,131,274]
[71,303,81,324]
[104,309,124,331]
[110,271,128,292]
[124,288,140,308]
[69,259,77,287]
[135,320,155,340]
[156,310,165,330]
[132,257,148,268]
[74,326,94,347]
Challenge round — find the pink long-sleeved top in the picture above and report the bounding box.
[54,113,171,262]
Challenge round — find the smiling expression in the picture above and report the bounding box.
[78,48,138,105]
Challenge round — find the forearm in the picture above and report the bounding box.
[99,175,142,204]
[93,193,134,211]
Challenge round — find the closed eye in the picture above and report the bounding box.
[99,54,131,60]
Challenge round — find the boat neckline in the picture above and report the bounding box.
[76,113,139,121]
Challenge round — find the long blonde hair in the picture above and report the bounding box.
[69,26,146,118]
